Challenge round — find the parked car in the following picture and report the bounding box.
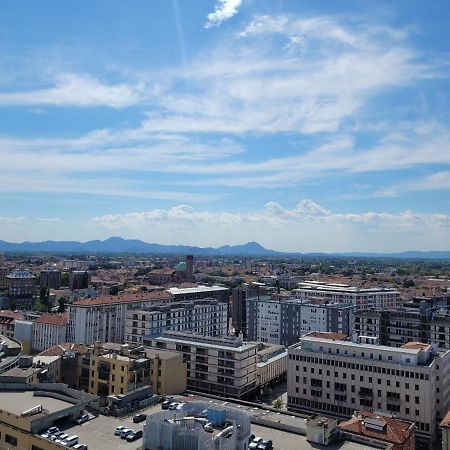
[203,422,214,433]
[133,413,147,423]
[114,425,126,435]
[49,431,65,441]
[62,435,79,447]
[249,437,263,449]
[248,434,255,444]
[168,402,179,410]
[175,403,186,410]
[126,430,143,442]
[73,444,88,450]
[41,426,59,438]
[120,428,134,439]
[54,433,69,444]
[161,400,172,410]
[76,414,90,424]
[258,440,273,450]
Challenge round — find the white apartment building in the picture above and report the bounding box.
[287,332,450,448]
[147,331,259,399]
[294,281,400,310]
[67,291,173,345]
[32,313,68,352]
[246,296,354,347]
[126,298,227,344]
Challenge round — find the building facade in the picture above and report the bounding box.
[287,332,450,447]
[294,281,400,310]
[32,313,68,353]
[125,298,228,344]
[7,271,35,297]
[40,269,62,290]
[67,291,173,345]
[246,296,354,346]
[146,331,259,399]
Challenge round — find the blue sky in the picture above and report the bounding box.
[1,0,450,252]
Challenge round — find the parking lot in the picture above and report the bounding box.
[55,403,162,450]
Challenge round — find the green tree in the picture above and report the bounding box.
[273,399,283,410]
[39,287,50,312]
[58,297,66,313]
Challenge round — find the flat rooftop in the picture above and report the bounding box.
[168,285,229,294]
[0,390,74,416]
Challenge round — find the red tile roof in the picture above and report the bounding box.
[38,342,87,356]
[308,331,348,341]
[71,290,172,307]
[0,310,24,321]
[35,313,68,326]
[441,411,450,429]
[401,342,431,350]
[339,411,415,445]
[149,268,177,275]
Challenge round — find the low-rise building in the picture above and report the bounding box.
[339,411,415,450]
[0,310,24,339]
[0,355,61,384]
[255,343,287,389]
[287,332,450,447]
[143,401,251,450]
[126,298,228,344]
[146,331,259,399]
[0,383,98,450]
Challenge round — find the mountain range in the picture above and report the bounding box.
[0,237,450,259]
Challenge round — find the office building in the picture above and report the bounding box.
[146,331,259,399]
[287,332,450,447]
[40,269,61,290]
[246,295,354,346]
[67,291,173,345]
[294,281,400,310]
[32,313,68,352]
[126,298,228,344]
[7,271,35,297]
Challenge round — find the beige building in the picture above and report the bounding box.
[287,332,450,448]
[144,348,187,395]
[0,384,98,450]
[0,310,24,338]
[255,343,287,388]
[147,331,259,399]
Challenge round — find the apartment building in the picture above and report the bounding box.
[0,267,7,290]
[146,331,259,399]
[144,348,187,396]
[354,304,450,349]
[287,332,450,447]
[7,271,35,297]
[32,313,68,352]
[294,281,400,310]
[167,285,230,303]
[40,269,61,290]
[0,310,24,339]
[125,298,227,344]
[69,270,90,291]
[246,295,354,346]
[78,342,151,402]
[67,291,173,345]
[231,282,275,337]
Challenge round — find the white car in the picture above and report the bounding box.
[76,414,89,424]
[114,426,126,436]
[249,437,263,449]
[54,433,69,444]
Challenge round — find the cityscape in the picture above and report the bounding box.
[1,1,450,450]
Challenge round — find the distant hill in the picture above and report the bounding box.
[0,237,449,258]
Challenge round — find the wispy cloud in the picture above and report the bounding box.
[205,0,243,28]
[0,216,26,225]
[0,73,145,108]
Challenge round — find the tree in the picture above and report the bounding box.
[39,287,50,312]
[61,272,70,287]
[273,398,283,410]
[58,297,66,313]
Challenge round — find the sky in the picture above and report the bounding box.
[1,0,450,252]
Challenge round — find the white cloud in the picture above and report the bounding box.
[36,217,62,224]
[90,200,450,252]
[0,73,145,108]
[0,216,26,225]
[205,0,243,28]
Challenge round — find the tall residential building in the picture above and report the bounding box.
[246,295,354,346]
[0,267,8,290]
[231,282,275,337]
[293,281,400,310]
[40,269,61,290]
[69,270,90,291]
[125,298,228,344]
[6,271,35,297]
[146,331,259,399]
[287,332,450,448]
[354,301,450,349]
[32,313,68,352]
[67,291,173,345]
[0,253,5,266]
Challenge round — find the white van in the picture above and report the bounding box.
[62,435,79,447]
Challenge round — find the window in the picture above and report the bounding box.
[5,434,17,446]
